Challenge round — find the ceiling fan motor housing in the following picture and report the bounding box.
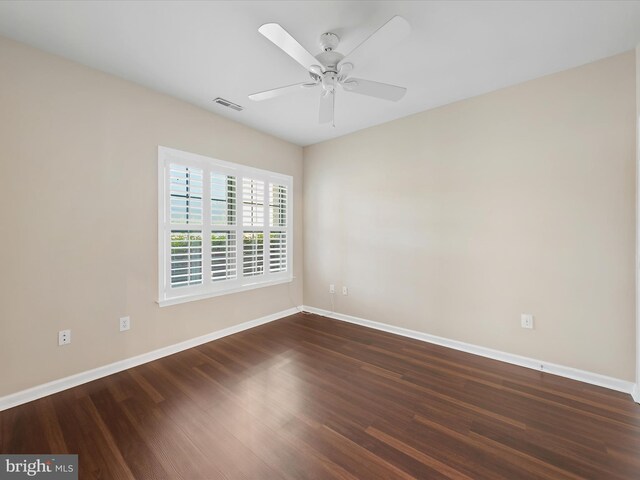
[317,32,343,73]
[316,50,343,73]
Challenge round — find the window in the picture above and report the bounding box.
[158,146,293,306]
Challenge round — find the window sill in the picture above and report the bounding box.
[157,276,294,307]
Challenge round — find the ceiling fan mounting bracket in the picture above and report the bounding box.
[319,32,339,52]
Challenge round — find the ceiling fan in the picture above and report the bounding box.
[248,16,411,126]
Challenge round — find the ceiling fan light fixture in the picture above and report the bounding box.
[321,74,337,93]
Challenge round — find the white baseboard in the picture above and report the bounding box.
[3,305,634,411]
[303,305,636,397]
[633,384,640,403]
[0,306,302,412]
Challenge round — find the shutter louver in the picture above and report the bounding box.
[211,174,236,226]
[269,183,288,273]
[242,178,264,227]
[269,184,288,227]
[243,232,264,276]
[170,165,203,225]
[269,232,287,272]
[211,231,237,281]
[170,230,203,287]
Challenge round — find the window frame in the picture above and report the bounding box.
[158,146,293,307]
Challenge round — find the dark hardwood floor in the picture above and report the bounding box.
[1,312,639,479]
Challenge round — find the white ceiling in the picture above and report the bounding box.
[1,1,640,146]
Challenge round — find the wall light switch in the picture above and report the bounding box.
[342,286,348,296]
[329,284,335,294]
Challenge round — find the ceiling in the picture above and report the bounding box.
[1,1,640,146]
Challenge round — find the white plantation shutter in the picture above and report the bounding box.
[170,231,203,287]
[210,173,237,282]
[170,165,203,225]
[242,178,266,277]
[159,147,292,306]
[211,231,237,281]
[211,173,236,226]
[269,183,288,273]
[269,231,287,273]
[242,178,265,227]
[168,165,204,287]
[269,183,288,228]
[243,231,264,276]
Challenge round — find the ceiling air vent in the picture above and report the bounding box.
[213,97,243,111]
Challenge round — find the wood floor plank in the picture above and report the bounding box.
[1,312,639,479]
[88,387,170,479]
[366,426,475,480]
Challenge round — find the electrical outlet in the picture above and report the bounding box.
[342,286,348,296]
[521,314,534,329]
[58,329,71,346]
[329,284,335,294]
[119,316,131,332]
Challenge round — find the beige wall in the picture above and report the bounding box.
[0,35,635,398]
[0,36,303,397]
[304,52,636,380]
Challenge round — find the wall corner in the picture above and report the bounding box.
[636,44,640,400]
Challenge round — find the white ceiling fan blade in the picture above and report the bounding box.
[258,23,319,71]
[342,78,406,102]
[339,16,411,72]
[319,91,334,125]
[248,82,316,101]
